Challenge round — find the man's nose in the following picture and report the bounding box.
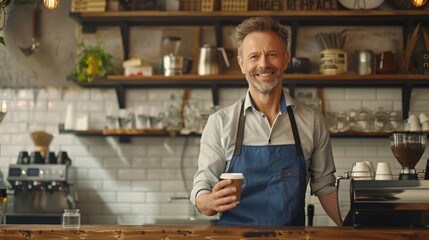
[257,55,269,67]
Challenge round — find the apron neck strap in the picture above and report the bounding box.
[233,101,304,158]
[287,105,304,157]
[233,100,246,156]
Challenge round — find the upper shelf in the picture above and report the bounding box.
[76,74,429,89]
[70,10,429,28]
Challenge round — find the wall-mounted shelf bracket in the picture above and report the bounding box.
[115,85,126,109]
[402,83,413,120]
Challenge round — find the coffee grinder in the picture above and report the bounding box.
[390,132,426,180]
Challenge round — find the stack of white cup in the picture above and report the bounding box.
[419,113,429,131]
[375,162,393,180]
[351,162,373,180]
[404,114,421,132]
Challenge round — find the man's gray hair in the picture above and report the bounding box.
[235,16,289,58]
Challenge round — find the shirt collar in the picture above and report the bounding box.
[243,89,296,116]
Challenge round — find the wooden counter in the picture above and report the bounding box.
[1,225,429,239]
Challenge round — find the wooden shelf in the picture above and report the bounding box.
[59,127,403,139]
[71,10,429,23]
[75,74,429,88]
[59,126,200,138]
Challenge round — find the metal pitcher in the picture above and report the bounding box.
[197,44,230,75]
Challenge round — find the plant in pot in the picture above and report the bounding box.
[70,38,115,83]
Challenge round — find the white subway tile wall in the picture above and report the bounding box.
[0,87,429,226]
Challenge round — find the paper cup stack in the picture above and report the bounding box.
[375,162,393,180]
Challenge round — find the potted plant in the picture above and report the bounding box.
[70,38,115,83]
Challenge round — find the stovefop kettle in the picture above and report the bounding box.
[197,44,230,75]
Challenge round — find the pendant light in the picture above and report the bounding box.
[411,0,427,7]
[43,0,60,10]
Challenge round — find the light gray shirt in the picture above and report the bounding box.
[191,89,336,206]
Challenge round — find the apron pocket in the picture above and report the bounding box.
[280,169,301,216]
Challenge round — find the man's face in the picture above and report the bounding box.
[238,31,289,95]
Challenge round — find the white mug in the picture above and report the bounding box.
[422,121,429,131]
[404,114,421,131]
[419,113,429,124]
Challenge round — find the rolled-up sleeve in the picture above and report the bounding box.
[190,113,226,206]
[309,110,337,196]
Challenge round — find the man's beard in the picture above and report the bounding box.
[246,67,282,94]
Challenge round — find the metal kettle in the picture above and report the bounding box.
[197,44,230,75]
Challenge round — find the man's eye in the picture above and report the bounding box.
[249,55,257,60]
[268,53,277,58]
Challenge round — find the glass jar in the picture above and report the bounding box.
[183,100,201,133]
[385,111,403,132]
[62,209,80,229]
[374,107,388,131]
[354,107,374,132]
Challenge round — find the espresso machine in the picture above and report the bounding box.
[5,151,78,224]
[336,132,429,228]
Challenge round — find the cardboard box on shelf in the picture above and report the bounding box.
[124,66,153,77]
[71,0,106,12]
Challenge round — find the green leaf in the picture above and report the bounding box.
[70,37,115,83]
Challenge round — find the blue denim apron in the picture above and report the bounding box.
[218,100,306,226]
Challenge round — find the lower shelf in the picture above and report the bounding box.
[59,125,405,139]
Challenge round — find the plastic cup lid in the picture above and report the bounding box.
[220,173,244,179]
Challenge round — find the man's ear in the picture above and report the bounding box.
[284,51,290,69]
[237,55,245,74]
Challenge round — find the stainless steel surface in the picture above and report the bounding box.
[8,164,68,182]
[6,163,78,222]
[197,44,230,75]
[163,54,184,76]
[337,178,429,227]
[357,50,375,75]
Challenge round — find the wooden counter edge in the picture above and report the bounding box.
[1,225,429,239]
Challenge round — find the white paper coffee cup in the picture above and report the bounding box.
[220,173,244,204]
[375,162,393,180]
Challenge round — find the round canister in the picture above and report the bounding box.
[357,50,375,75]
[163,54,184,76]
[319,49,348,75]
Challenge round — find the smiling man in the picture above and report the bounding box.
[191,16,340,226]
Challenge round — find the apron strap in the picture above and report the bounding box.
[287,105,304,157]
[233,100,246,156]
[233,101,304,158]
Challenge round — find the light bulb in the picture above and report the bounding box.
[43,0,60,10]
[411,0,427,7]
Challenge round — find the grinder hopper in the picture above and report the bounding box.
[390,132,426,180]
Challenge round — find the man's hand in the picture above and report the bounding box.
[196,179,238,216]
